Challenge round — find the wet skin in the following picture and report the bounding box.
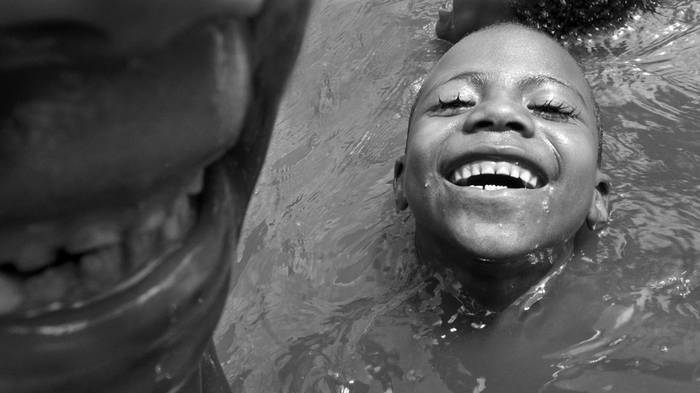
[0,0,310,392]
[394,25,610,308]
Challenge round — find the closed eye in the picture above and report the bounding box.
[429,95,475,116]
[528,99,580,121]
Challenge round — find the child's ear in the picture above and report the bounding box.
[393,156,408,211]
[586,170,611,231]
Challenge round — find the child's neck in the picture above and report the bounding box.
[415,232,574,311]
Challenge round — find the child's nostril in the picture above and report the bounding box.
[507,121,525,132]
[474,119,493,129]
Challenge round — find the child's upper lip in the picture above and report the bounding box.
[439,140,558,185]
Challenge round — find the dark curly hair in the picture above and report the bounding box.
[511,0,659,38]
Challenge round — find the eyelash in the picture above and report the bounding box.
[528,99,580,120]
[432,94,475,114]
[429,96,579,121]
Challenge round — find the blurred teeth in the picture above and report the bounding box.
[14,245,57,273]
[0,273,22,315]
[164,194,195,242]
[186,171,204,196]
[80,246,124,293]
[0,172,202,316]
[66,222,122,254]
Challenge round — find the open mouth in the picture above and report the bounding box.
[0,170,205,317]
[448,159,547,190]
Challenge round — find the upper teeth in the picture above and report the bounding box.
[451,160,540,189]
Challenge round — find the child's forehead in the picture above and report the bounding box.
[422,26,592,106]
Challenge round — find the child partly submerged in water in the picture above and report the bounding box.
[393,22,611,310]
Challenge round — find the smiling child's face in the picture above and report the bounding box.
[395,24,610,264]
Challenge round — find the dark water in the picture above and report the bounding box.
[214,1,700,392]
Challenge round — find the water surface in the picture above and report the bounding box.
[215,1,700,391]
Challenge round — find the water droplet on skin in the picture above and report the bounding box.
[471,322,486,330]
[660,345,669,352]
[541,187,554,214]
[424,182,430,188]
[447,313,458,324]
[474,377,487,393]
[527,253,538,264]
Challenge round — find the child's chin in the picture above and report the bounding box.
[463,242,541,263]
[456,224,543,257]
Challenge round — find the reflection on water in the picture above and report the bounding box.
[215,0,700,391]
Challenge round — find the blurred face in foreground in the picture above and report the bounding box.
[395,24,609,278]
[0,0,310,392]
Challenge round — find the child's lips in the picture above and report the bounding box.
[449,159,543,189]
[441,149,554,193]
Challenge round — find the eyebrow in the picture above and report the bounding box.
[517,74,589,106]
[433,72,589,106]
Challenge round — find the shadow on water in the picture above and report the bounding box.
[215,0,700,391]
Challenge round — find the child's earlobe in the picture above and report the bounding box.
[586,171,611,230]
[393,156,409,211]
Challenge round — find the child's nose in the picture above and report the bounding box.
[462,98,535,138]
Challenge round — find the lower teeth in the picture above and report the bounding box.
[23,264,77,311]
[470,184,508,190]
[81,246,124,292]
